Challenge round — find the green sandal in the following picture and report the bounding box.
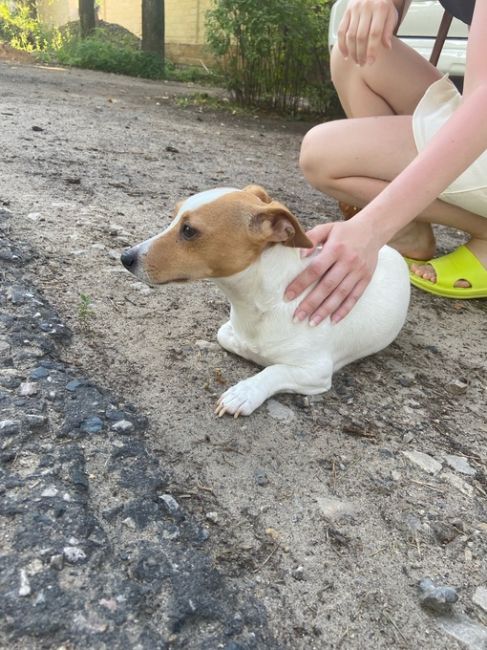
[409,245,487,299]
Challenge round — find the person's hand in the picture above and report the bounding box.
[337,0,400,66]
[284,220,381,325]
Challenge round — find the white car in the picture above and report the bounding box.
[329,0,468,79]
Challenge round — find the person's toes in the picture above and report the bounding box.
[411,263,436,282]
[410,263,472,288]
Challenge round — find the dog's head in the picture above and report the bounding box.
[120,185,312,285]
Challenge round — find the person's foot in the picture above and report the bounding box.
[388,222,436,261]
[410,238,487,288]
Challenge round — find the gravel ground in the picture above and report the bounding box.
[1,59,487,650]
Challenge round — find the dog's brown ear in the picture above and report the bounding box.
[250,202,313,248]
[243,184,272,204]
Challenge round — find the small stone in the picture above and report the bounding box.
[7,287,33,304]
[30,366,49,380]
[41,486,58,497]
[108,223,128,237]
[398,373,415,387]
[419,578,458,613]
[111,419,134,434]
[472,586,487,613]
[19,381,39,397]
[402,432,415,444]
[159,494,180,514]
[444,454,476,477]
[105,407,126,421]
[266,399,295,422]
[26,559,43,575]
[50,554,64,571]
[265,527,280,541]
[66,379,84,391]
[26,212,42,221]
[24,414,48,431]
[99,598,118,612]
[205,511,219,524]
[63,546,87,564]
[445,378,468,395]
[292,566,305,581]
[122,517,136,530]
[444,472,474,497]
[18,569,31,597]
[130,282,152,296]
[80,416,103,434]
[316,496,357,521]
[0,419,21,435]
[195,339,219,351]
[254,468,269,486]
[402,450,442,475]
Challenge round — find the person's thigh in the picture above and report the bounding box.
[300,114,417,185]
[331,38,443,117]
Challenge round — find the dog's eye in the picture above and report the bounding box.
[181,223,199,241]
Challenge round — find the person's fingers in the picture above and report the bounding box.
[330,278,370,324]
[307,272,362,325]
[300,223,334,258]
[366,4,389,63]
[337,9,352,58]
[285,252,337,303]
[355,11,373,65]
[345,9,361,64]
[382,4,398,48]
[292,259,349,320]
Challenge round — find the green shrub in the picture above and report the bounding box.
[0,1,52,50]
[53,28,167,79]
[206,0,341,116]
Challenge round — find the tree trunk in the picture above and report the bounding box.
[79,0,96,39]
[141,0,165,62]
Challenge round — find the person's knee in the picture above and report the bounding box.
[299,124,338,191]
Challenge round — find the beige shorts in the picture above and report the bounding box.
[412,76,487,218]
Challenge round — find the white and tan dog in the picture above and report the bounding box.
[121,185,410,417]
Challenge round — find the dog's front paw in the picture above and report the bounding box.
[215,380,264,418]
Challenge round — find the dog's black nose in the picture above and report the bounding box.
[121,248,137,270]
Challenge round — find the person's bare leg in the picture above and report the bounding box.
[331,37,443,118]
[330,37,443,255]
[299,115,487,286]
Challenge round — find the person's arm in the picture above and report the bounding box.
[354,0,487,244]
[287,0,487,324]
[337,0,412,66]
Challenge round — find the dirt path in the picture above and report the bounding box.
[1,60,487,649]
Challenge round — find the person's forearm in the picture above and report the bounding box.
[355,84,487,244]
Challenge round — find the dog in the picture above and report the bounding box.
[121,185,410,417]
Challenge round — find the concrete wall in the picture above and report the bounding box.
[37,0,78,26]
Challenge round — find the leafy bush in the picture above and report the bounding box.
[52,27,167,79]
[206,0,341,116]
[0,1,52,50]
